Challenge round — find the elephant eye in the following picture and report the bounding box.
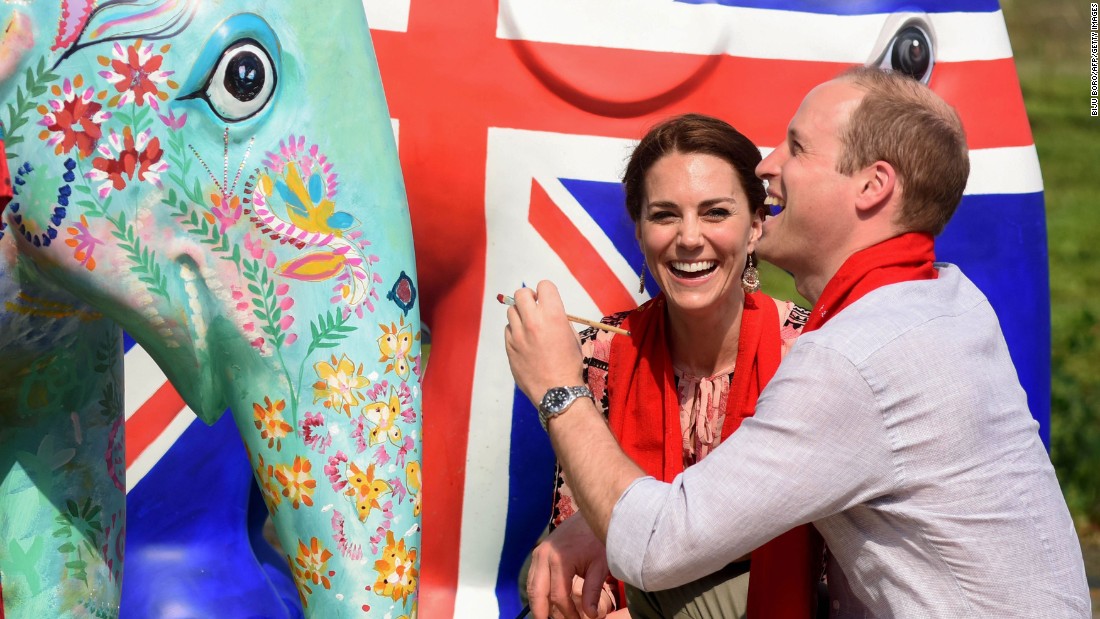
[177,14,280,123]
[192,39,276,122]
[876,23,934,84]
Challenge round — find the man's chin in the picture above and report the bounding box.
[755,241,776,264]
[756,243,792,274]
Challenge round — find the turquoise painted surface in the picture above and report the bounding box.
[0,2,421,617]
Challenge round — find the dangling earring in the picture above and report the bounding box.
[741,253,761,294]
[638,261,647,294]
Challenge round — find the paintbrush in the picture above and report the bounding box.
[497,294,631,337]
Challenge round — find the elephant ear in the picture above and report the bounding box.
[52,0,199,67]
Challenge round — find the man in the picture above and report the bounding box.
[504,67,1091,618]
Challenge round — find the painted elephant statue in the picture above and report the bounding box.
[0,1,422,617]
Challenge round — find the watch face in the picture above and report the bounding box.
[543,388,570,413]
[539,386,591,432]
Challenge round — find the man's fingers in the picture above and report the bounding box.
[548,556,582,619]
[569,576,592,619]
[581,561,610,617]
[527,547,552,619]
[505,304,521,338]
[513,285,537,312]
[535,279,566,314]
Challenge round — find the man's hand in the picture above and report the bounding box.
[504,281,585,406]
[506,281,646,562]
[528,515,613,619]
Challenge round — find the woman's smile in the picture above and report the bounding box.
[668,260,719,279]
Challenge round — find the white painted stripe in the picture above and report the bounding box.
[123,344,167,420]
[126,408,198,492]
[456,128,648,618]
[965,145,1043,196]
[363,0,411,33]
[930,11,1013,62]
[497,0,1011,63]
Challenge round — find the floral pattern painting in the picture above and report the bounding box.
[0,2,421,617]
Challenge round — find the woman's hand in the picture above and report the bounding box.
[569,574,618,618]
[527,514,610,619]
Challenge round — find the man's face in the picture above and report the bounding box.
[754,80,865,283]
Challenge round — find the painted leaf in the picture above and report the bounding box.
[276,252,347,282]
[308,172,324,204]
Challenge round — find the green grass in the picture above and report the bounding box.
[1002,0,1100,530]
[1023,76,1100,529]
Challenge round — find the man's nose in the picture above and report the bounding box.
[756,144,785,180]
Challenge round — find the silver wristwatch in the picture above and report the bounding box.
[537,385,593,432]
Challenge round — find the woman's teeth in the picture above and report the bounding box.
[670,261,716,277]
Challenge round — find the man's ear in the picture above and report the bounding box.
[854,160,897,214]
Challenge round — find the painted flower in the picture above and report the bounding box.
[253,396,292,450]
[262,135,339,199]
[86,126,168,197]
[395,435,416,468]
[157,108,187,130]
[372,531,418,605]
[350,415,371,455]
[255,453,282,513]
[378,318,415,381]
[37,75,111,158]
[274,456,316,509]
[292,537,335,607]
[243,233,266,260]
[368,501,396,554]
[312,353,370,416]
[97,40,176,108]
[330,509,363,560]
[299,411,332,454]
[65,214,103,271]
[209,191,242,234]
[325,451,349,494]
[344,462,392,523]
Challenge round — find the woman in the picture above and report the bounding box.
[540,114,819,619]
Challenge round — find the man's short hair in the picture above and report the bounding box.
[837,67,969,236]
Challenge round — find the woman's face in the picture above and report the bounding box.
[637,151,762,318]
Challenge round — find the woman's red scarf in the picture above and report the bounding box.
[603,232,936,617]
[607,290,817,617]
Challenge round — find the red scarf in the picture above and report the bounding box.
[805,232,938,332]
[607,291,816,618]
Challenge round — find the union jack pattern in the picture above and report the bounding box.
[123,1,1046,617]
